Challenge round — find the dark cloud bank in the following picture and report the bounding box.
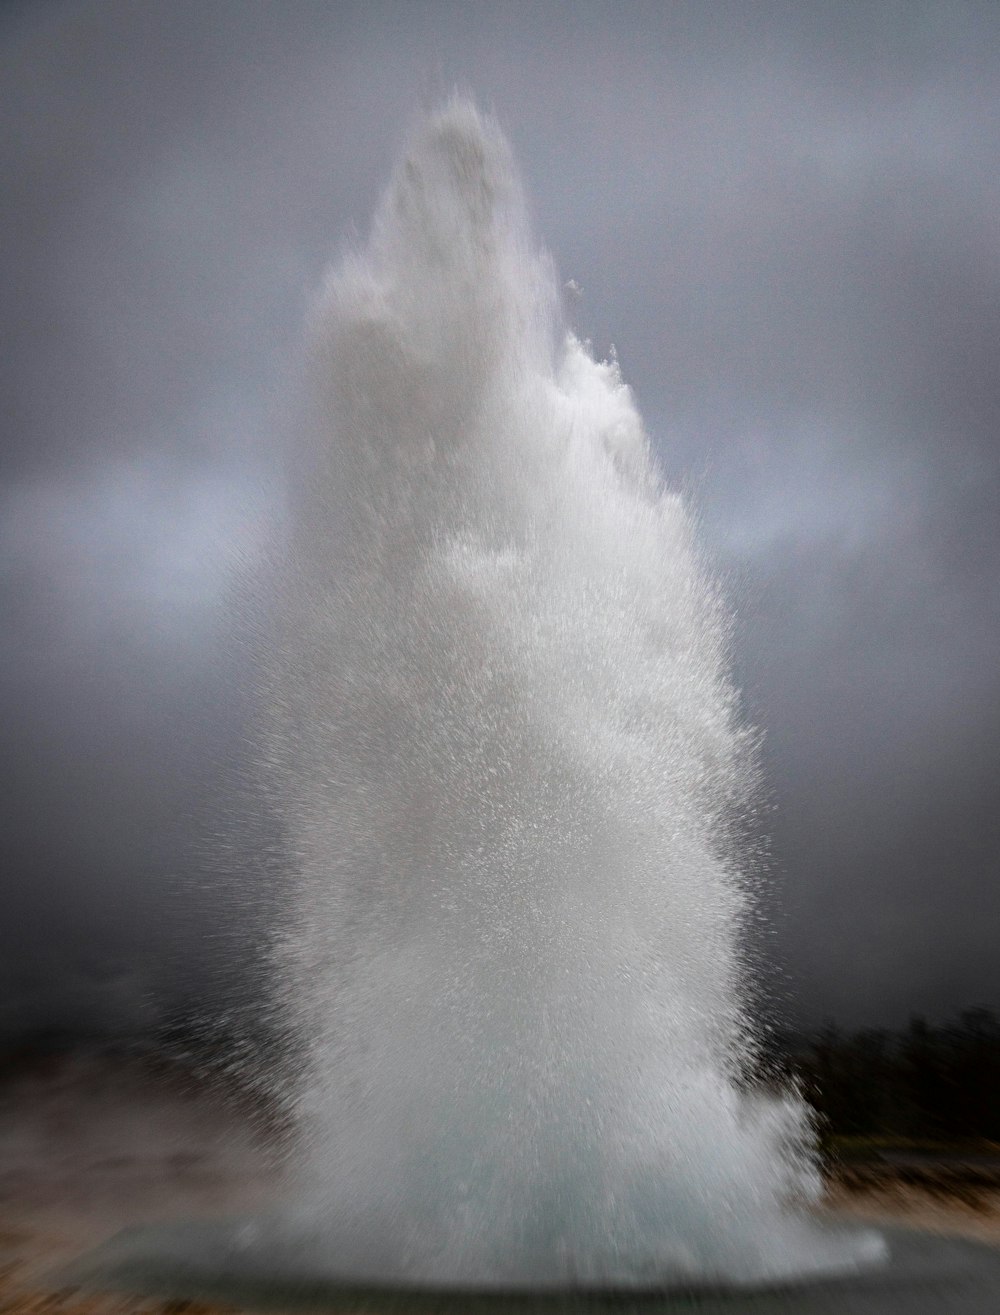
[2,0,999,1042]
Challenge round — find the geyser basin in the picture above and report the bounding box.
[251,96,881,1287]
[66,1224,1000,1314]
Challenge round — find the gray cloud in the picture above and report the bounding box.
[3,0,999,1035]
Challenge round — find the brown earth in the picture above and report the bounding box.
[0,1053,282,1315]
[822,1160,1000,1247]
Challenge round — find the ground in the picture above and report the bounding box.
[1,1054,998,1313]
[0,1052,279,1315]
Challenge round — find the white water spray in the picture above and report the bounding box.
[262,98,879,1288]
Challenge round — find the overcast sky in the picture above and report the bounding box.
[3,0,999,1039]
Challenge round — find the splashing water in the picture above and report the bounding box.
[261,98,881,1289]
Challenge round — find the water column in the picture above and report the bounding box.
[261,97,879,1288]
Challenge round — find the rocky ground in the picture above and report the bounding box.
[1,1054,998,1314]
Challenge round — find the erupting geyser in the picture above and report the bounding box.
[261,98,881,1289]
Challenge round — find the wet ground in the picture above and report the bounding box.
[2,1055,1000,1314]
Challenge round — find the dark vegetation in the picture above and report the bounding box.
[4,1004,999,1152]
[765,1007,1000,1149]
